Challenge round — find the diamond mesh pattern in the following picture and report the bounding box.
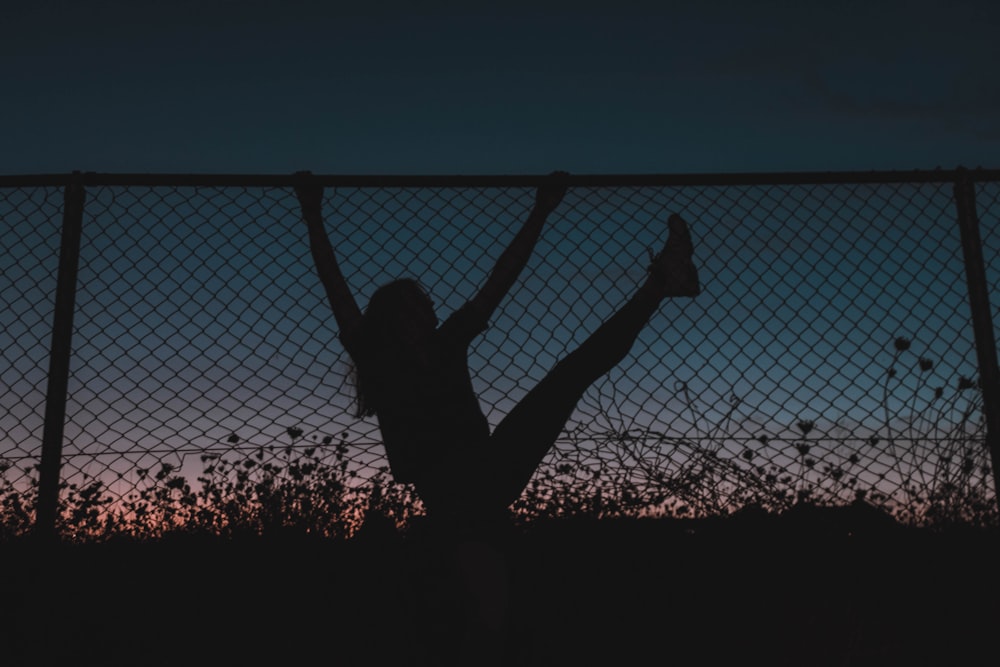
[1,186,63,534]
[1,175,997,537]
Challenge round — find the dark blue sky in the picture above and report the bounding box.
[3,0,998,174]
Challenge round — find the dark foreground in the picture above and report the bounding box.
[4,506,999,667]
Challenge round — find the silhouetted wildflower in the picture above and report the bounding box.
[227,434,239,444]
[934,386,944,400]
[958,376,977,391]
[795,444,810,457]
[894,337,911,352]
[919,357,933,372]
[796,420,814,436]
[286,426,304,440]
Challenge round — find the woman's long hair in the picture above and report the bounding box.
[350,278,437,418]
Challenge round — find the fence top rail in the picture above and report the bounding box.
[0,167,998,189]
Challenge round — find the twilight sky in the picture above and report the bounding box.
[3,0,998,175]
[3,1,998,511]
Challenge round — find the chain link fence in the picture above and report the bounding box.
[2,172,998,539]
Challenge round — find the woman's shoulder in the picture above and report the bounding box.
[339,323,364,356]
[436,301,488,346]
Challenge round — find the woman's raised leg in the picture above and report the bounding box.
[486,214,699,508]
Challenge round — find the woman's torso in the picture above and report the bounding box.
[365,331,491,485]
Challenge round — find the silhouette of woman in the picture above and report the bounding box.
[295,171,699,536]
[296,172,698,665]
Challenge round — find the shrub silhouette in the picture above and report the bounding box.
[3,329,998,546]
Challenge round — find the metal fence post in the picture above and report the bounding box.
[953,170,1000,510]
[34,173,85,540]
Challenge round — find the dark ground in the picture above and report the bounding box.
[4,505,999,666]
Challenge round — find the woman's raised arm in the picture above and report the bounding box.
[294,173,363,345]
[452,171,569,335]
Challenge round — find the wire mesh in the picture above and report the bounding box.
[1,186,63,535]
[1,175,997,538]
